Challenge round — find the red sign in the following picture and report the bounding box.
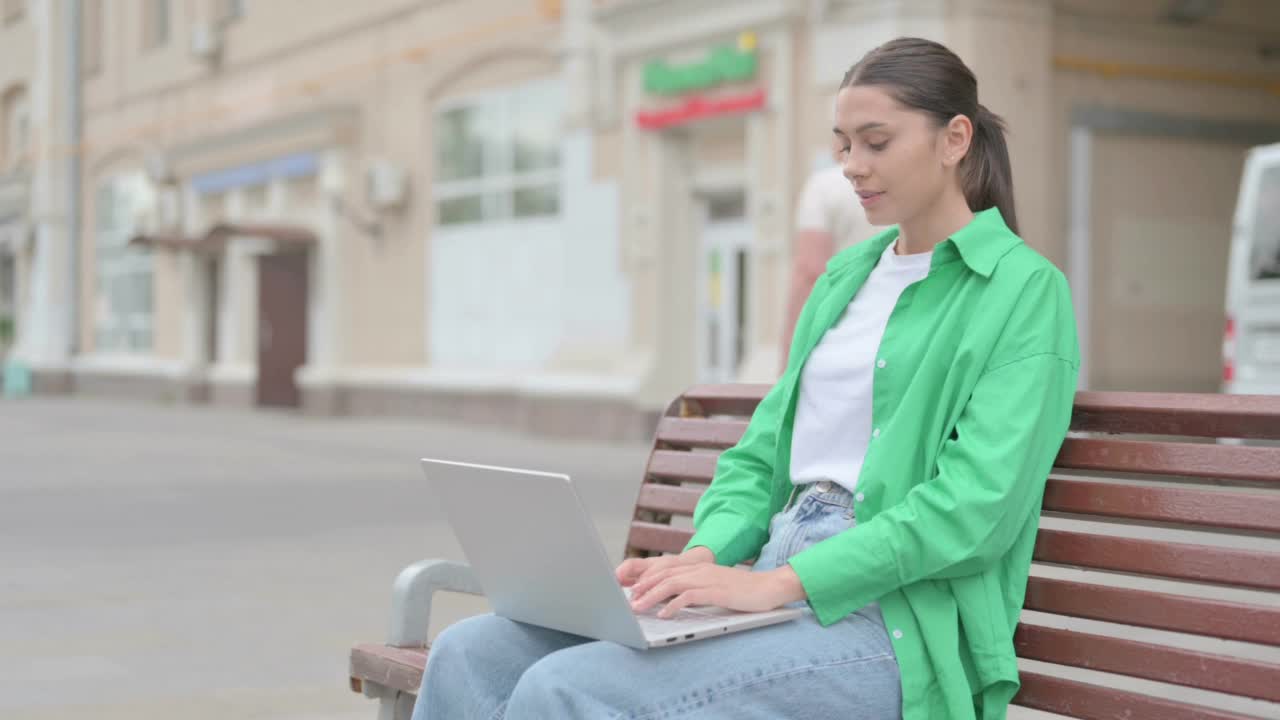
[635,88,767,130]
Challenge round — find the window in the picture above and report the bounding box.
[142,0,170,50]
[0,250,13,352]
[434,80,563,227]
[2,0,23,25]
[82,0,103,74]
[2,87,29,171]
[0,250,13,310]
[1250,165,1280,283]
[94,173,154,353]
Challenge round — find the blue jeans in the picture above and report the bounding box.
[411,482,901,720]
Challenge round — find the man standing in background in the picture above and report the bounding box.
[779,162,878,372]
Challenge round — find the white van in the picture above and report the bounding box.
[1223,143,1280,396]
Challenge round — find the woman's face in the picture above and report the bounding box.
[832,84,969,227]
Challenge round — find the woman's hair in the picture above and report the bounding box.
[841,37,1018,235]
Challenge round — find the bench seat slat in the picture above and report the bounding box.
[1070,391,1280,440]
[1025,576,1280,646]
[1043,478,1280,532]
[1034,529,1280,591]
[1013,672,1265,720]
[1014,624,1280,702]
[1056,438,1280,483]
[350,643,428,697]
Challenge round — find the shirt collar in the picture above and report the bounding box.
[830,207,1022,279]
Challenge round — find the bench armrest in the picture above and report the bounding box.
[387,559,483,647]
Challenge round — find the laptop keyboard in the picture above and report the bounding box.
[624,588,729,633]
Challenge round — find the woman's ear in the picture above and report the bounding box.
[941,114,974,169]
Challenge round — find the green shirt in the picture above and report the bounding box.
[685,207,1080,720]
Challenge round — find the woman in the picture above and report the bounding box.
[412,36,1079,720]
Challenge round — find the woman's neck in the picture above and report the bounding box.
[896,189,975,256]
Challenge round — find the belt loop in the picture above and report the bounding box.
[785,483,801,511]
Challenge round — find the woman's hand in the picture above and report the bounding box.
[627,562,808,619]
[615,546,716,588]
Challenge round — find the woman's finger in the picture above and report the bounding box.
[632,566,710,612]
[631,563,699,599]
[659,588,714,619]
[614,557,651,584]
[631,574,688,611]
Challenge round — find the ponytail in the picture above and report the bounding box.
[842,38,1020,234]
[962,105,1018,235]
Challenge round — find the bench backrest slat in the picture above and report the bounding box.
[1014,624,1280,702]
[1043,478,1280,533]
[1071,391,1280,439]
[626,384,1280,719]
[1017,672,1264,720]
[653,417,748,449]
[1034,529,1280,590]
[1057,438,1280,483]
[1024,576,1280,646]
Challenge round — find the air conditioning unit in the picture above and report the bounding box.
[130,178,160,235]
[365,159,409,211]
[191,22,224,63]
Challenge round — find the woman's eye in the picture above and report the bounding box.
[868,141,888,152]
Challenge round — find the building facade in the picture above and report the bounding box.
[6,0,1280,439]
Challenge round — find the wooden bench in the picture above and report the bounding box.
[350,384,1280,719]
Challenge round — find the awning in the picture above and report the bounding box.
[127,222,317,254]
[202,222,316,249]
[128,231,202,251]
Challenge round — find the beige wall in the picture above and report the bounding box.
[1049,11,1280,271]
[78,0,564,374]
[57,0,1280,409]
[340,26,561,368]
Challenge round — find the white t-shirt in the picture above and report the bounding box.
[795,166,878,251]
[789,240,934,494]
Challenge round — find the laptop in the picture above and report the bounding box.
[420,458,804,650]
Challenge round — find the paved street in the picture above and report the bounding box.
[0,396,650,719]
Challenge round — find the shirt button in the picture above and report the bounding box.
[855,492,865,503]
[892,629,904,640]
[876,359,887,369]
[872,428,881,438]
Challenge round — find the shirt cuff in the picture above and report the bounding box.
[683,512,768,568]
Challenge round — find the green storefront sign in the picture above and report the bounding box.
[644,32,758,96]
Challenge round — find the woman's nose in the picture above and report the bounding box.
[842,151,869,184]
[842,159,866,185]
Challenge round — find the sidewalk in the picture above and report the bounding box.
[0,396,649,719]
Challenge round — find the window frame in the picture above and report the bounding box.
[432,78,564,229]
[93,172,155,354]
[142,0,170,51]
[2,87,29,171]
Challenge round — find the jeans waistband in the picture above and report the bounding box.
[786,480,854,510]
